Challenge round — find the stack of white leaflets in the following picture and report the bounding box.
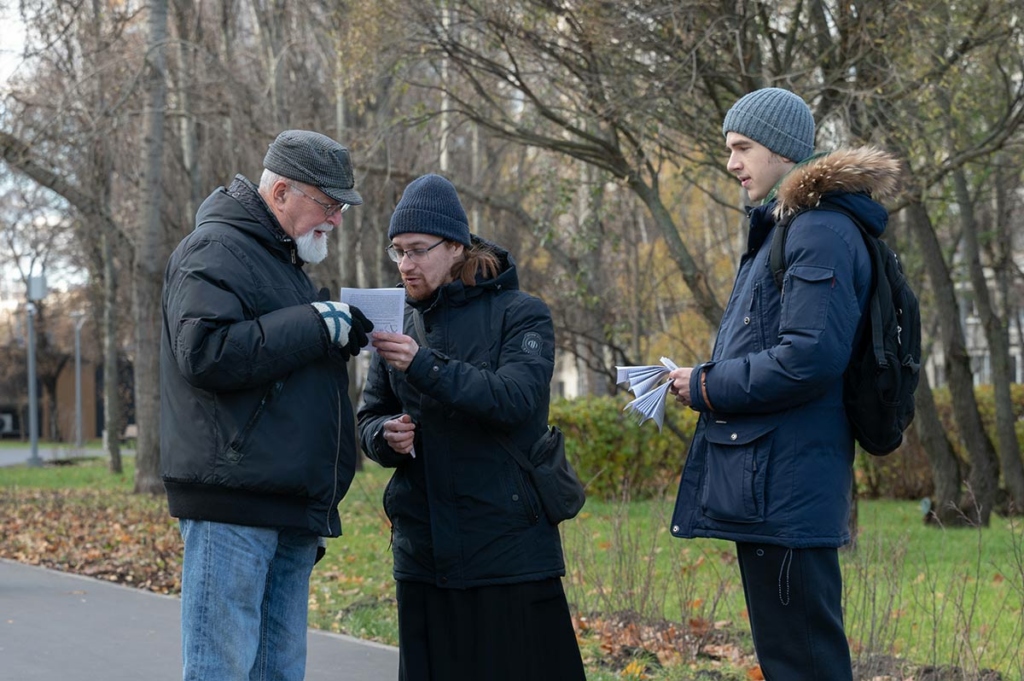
[615,357,678,431]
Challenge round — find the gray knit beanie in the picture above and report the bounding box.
[722,88,815,163]
[388,174,471,246]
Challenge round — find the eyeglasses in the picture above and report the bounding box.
[386,238,446,263]
[290,184,350,218]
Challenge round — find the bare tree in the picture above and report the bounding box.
[1,0,139,473]
[953,158,1024,515]
[990,151,1024,512]
[132,0,170,494]
[0,181,79,441]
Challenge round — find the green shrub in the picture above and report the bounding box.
[858,384,1024,501]
[855,438,933,501]
[550,396,696,501]
[933,383,1024,454]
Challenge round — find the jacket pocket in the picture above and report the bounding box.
[700,419,776,523]
[779,264,834,331]
[505,460,541,526]
[223,380,284,463]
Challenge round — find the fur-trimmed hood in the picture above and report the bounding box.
[772,146,901,220]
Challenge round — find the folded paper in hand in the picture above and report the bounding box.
[616,357,678,430]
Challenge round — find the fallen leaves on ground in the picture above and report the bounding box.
[0,487,181,594]
[573,610,763,678]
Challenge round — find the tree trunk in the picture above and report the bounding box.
[101,232,123,474]
[219,0,238,172]
[906,200,999,525]
[629,176,724,327]
[251,0,288,129]
[915,371,966,526]
[992,153,1024,513]
[954,166,1024,515]
[580,161,611,397]
[87,0,123,475]
[43,375,60,442]
[133,0,170,495]
[173,0,203,222]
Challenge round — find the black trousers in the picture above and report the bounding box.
[395,577,586,681]
[736,543,853,681]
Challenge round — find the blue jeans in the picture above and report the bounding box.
[178,519,319,681]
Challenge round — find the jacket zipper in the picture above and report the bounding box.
[327,387,341,535]
[227,383,277,459]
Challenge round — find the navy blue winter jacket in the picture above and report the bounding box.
[671,148,901,548]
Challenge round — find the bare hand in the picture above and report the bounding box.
[383,414,416,455]
[371,331,420,372]
[668,367,694,407]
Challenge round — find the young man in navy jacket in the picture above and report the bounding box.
[668,88,900,680]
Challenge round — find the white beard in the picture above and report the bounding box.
[295,226,330,264]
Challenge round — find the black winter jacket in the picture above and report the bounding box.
[358,240,563,589]
[160,175,356,537]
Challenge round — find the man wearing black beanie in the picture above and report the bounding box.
[666,89,901,680]
[357,173,585,681]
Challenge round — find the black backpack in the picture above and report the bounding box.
[769,201,922,456]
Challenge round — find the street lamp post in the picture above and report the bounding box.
[71,311,87,453]
[26,274,46,467]
[25,302,41,467]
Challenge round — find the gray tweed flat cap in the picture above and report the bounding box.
[263,130,363,206]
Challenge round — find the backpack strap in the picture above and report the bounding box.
[494,431,535,472]
[862,234,889,370]
[769,213,793,291]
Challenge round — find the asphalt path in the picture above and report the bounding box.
[0,559,399,681]
[0,451,399,680]
[0,445,87,468]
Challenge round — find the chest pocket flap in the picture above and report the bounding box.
[704,419,776,445]
[780,264,834,332]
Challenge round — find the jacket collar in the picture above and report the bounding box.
[226,175,302,265]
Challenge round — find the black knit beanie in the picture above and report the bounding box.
[388,174,471,246]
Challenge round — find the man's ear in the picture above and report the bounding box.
[262,179,295,237]
[270,179,291,208]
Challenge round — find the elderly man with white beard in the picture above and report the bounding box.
[159,130,374,681]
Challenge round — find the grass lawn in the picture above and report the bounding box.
[0,438,104,449]
[2,452,1022,680]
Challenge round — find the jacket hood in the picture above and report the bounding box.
[472,235,518,291]
[771,147,901,236]
[194,175,298,264]
[415,235,519,310]
[773,147,901,215]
